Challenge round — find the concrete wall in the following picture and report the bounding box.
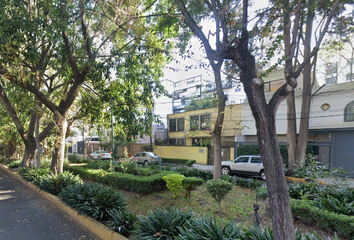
[154,146,208,165]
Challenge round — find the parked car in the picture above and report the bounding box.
[133,152,162,165]
[221,155,266,180]
[89,150,111,159]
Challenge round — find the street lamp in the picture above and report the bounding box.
[110,97,116,170]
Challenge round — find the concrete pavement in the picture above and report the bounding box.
[0,166,101,240]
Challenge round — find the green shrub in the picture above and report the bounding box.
[163,174,185,198]
[37,171,83,195]
[19,166,51,184]
[86,159,111,170]
[173,167,213,181]
[133,207,194,240]
[182,177,204,199]
[115,157,138,174]
[162,158,196,166]
[255,186,268,200]
[291,199,354,239]
[223,175,263,190]
[0,158,18,164]
[311,195,354,216]
[177,215,242,240]
[142,145,153,152]
[207,179,233,206]
[288,182,323,200]
[106,209,138,238]
[67,154,84,163]
[59,182,127,221]
[293,154,347,181]
[8,160,21,169]
[65,165,172,194]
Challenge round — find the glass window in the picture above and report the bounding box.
[169,139,176,145]
[192,138,202,146]
[177,118,185,131]
[142,153,147,157]
[236,157,249,163]
[177,139,185,146]
[344,101,354,122]
[251,157,262,163]
[201,115,210,130]
[169,119,177,132]
[190,116,199,130]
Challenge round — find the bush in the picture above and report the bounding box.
[37,171,83,195]
[133,207,194,240]
[293,154,347,181]
[255,186,268,200]
[311,195,354,216]
[115,157,138,175]
[182,177,204,199]
[291,199,354,239]
[59,182,127,221]
[8,160,21,169]
[288,182,323,200]
[0,158,18,164]
[142,145,153,152]
[19,166,51,184]
[86,159,111,170]
[67,154,84,163]
[207,179,233,206]
[162,158,196,167]
[173,167,213,181]
[65,165,173,194]
[222,175,263,190]
[177,215,242,240]
[106,209,138,238]
[163,174,185,198]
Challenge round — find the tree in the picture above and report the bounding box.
[184,95,216,111]
[1,0,171,175]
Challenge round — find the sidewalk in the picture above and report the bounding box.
[0,167,101,240]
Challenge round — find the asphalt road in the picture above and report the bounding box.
[0,167,101,240]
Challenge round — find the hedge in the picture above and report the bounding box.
[64,165,174,194]
[291,199,354,239]
[162,158,196,167]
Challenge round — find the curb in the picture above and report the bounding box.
[285,176,328,185]
[0,164,128,240]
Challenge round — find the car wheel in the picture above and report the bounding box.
[144,160,149,166]
[222,166,231,175]
[260,170,266,180]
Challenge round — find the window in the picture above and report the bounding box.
[169,118,185,132]
[169,138,185,146]
[190,114,211,130]
[251,157,262,163]
[236,157,249,163]
[344,101,354,122]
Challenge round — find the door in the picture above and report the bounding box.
[231,156,250,173]
[332,131,354,177]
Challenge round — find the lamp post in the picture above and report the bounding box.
[110,97,115,169]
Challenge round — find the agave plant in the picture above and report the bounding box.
[133,207,194,240]
[177,214,243,240]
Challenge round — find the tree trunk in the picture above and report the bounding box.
[6,140,16,159]
[296,5,315,166]
[238,51,295,239]
[211,61,226,180]
[286,90,297,175]
[51,116,67,175]
[20,139,36,167]
[35,113,42,168]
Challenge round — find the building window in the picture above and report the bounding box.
[190,114,211,131]
[169,138,185,146]
[169,118,185,132]
[344,101,354,122]
[192,138,211,147]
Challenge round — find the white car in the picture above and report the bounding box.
[133,152,162,165]
[221,155,266,180]
[89,150,112,159]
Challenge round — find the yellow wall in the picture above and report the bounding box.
[154,146,208,165]
[167,104,242,144]
[230,147,234,160]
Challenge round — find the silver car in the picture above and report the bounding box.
[89,150,112,159]
[133,152,162,165]
[221,155,265,180]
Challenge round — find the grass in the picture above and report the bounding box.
[121,182,270,228]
